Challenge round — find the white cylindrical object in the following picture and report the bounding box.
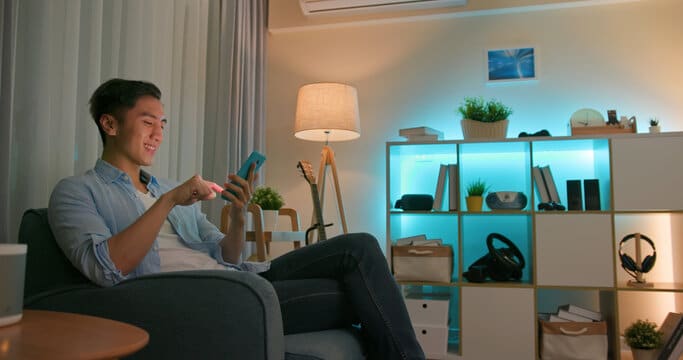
[0,244,27,327]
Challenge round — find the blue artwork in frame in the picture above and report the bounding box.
[487,47,536,83]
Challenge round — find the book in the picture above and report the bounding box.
[658,312,683,360]
[549,314,569,322]
[398,126,443,137]
[401,134,441,142]
[558,304,602,321]
[448,164,458,211]
[412,239,443,246]
[433,164,448,211]
[556,309,594,322]
[395,234,428,246]
[540,165,561,203]
[539,313,571,322]
[532,166,550,203]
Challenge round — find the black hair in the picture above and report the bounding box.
[88,78,162,145]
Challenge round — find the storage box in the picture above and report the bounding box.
[539,320,607,360]
[405,298,449,327]
[392,245,453,283]
[414,324,449,359]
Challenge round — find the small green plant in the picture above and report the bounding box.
[458,96,513,123]
[650,118,659,126]
[250,186,284,210]
[466,178,489,197]
[624,319,663,350]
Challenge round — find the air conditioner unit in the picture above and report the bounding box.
[299,0,467,16]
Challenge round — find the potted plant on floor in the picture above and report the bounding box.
[624,319,663,360]
[251,186,285,231]
[458,96,513,139]
[465,178,489,212]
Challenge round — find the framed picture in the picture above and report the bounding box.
[486,47,536,84]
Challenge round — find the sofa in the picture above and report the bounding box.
[19,208,365,359]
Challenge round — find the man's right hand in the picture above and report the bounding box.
[168,175,219,206]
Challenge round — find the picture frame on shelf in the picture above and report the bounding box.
[486,46,537,85]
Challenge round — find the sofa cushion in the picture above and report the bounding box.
[285,328,365,360]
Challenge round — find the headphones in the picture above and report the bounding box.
[619,233,657,275]
[463,233,525,282]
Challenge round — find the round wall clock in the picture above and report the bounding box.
[570,108,605,127]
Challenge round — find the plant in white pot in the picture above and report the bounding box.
[458,96,513,139]
[649,118,661,134]
[624,319,663,360]
[251,186,284,232]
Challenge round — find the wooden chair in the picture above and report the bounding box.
[221,204,303,262]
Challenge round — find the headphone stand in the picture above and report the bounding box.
[626,233,654,288]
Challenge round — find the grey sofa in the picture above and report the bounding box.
[19,208,365,359]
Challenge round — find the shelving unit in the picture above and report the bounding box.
[385,132,683,359]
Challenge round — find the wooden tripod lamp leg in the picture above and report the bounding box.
[316,145,349,234]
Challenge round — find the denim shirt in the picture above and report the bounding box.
[48,159,241,287]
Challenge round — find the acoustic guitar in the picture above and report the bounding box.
[297,160,331,244]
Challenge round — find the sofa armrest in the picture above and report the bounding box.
[25,270,284,360]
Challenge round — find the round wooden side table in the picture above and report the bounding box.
[0,309,149,359]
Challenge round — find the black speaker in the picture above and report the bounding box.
[566,180,583,211]
[583,179,601,211]
[619,233,657,274]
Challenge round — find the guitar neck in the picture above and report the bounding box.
[309,184,327,241]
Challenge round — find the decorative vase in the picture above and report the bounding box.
[261,210,279,232]
[649,126,661,134]
[465,196,483,212]
[461,119,509,139]
[631,348,658,360]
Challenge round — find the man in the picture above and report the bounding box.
[49,78,425,359]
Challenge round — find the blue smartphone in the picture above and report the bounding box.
[222,151,266,201]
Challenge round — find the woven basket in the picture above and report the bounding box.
[461,119,509,139]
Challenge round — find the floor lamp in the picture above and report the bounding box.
[294,82,361,236]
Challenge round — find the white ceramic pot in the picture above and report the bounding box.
[631,348,658,360]
[261,210,279,232]
[649,126,661,134]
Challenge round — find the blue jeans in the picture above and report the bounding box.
[260,233,425,360]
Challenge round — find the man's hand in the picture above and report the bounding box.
[219,163,257,263]
[221,163,257,214]
[169,175,219,206]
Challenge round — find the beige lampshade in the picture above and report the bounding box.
[294,83,361,142]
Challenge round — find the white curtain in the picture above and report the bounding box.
[0,0,267,243]
[203,0,267,224]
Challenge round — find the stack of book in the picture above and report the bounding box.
[395,234,443,246]
[658,312,683,360]
[539,304,602,323]
[398,126,444,142]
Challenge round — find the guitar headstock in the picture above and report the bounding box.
[297,161,316,185]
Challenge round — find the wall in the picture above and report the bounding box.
[265,0,683,246]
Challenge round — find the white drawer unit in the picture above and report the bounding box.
[414,324,449,360]
[406,297,450,359]
[405,298,449,327]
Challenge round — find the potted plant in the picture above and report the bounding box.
[465,178,489,212]
[649,118,661,134]
[624,319,663,360]
[250,186,285,231]
[458,96,513,139]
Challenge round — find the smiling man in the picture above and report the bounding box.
[48,78,425,360]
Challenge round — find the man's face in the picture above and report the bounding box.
[108,95,166,167]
